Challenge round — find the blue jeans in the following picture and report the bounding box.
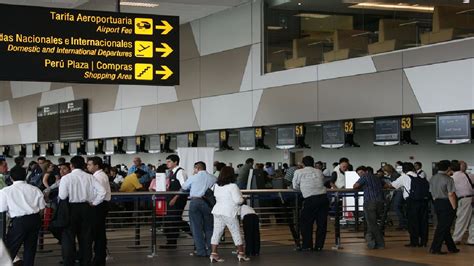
[189,199,213,256]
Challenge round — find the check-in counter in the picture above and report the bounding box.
[421,6,474,45]
[368,19,417,55]
[323,29,368,62]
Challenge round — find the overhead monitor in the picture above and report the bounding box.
[53,142,62,156]
[125,137,137,154]
[239,129,256,151]
[374,117,400,146]
[68,142,78,156]
[37,104,60,142]
[436,113,471,144]
[26,144,34,158]
[276,127,295,150]
[206,132,220,150]
[148,135,161,153]
[321,121,344,149]
[105,139,115,155]
[0,4,180,86]
[59,99,88,141]
[176,134,188,148]
[86,140,96,156]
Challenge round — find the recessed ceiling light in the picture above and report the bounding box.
[120,1,159,8]
[350,3,434,13]
[298,2,302,6]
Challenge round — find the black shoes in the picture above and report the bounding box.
[429,250,447,255]
[448,248,460,254]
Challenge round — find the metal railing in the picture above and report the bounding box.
[2,188,406,261]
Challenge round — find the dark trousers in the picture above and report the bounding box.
[300,194,329,250]
[406,199,429,246]
[188,199,213,256]
[430,199,457,252]
[93,201,109,266]
[164,200,191,245]
[364,201,385,248]
[62,203,94,266]
[392,191,407,227]
[243,214,260,256]
[5,213,41,266]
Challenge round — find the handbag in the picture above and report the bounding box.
[202,184,216,208]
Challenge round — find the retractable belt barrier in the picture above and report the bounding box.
[1,189,404,259]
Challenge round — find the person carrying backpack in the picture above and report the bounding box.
[390,162,430,247]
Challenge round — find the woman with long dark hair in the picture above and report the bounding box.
[210,166,249,263]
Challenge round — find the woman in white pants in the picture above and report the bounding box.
[210,166,249,263]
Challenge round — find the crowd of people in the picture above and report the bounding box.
[0,154,472,265]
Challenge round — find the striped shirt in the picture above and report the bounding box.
[356,174,384,202]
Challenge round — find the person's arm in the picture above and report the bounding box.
[389,176,402,189]
[42,173,50,188]
[292,172,300,190]
[353,177,365,190]
[127,166,134,176]
[0,191,8,213]
[91,178,106,206]
[58,177,69,200]
[231,184,244,205]
[448,192,457,210]
[181,175,193,191]
[330,172,338,188]
[446,178,457,210]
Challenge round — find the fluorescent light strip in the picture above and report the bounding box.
[295,13,330,19]
[120,1,159,8]
[267,26,284,30]
[350,3,434,13]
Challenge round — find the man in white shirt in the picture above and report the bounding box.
[451,161,474,244]
[162,154,190,249]
[0,166,45,266]
[390,162,430,247]
[59,156,106,266]
[87,156,112,266]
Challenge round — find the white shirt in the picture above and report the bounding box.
[0,181,46,218]
[417,169,427,180]
[212,183,244,218]
[451,171,474,198]
[113,174,124,184]
[239,205,256,220]
[59,169,106,206]
[391,171,417,199]
[94,170,112,202]
[172,166,187,186]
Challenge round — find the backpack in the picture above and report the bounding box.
[407,174,430,200]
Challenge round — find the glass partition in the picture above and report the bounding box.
[264,0,474,73]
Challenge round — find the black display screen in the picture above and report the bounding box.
[37,104,59,142]
[322,121,344,145]
[277,127,295,146]
[374,118,400,142]
[59,99,88,141]
[0,4,179,85]
[206,132,220,149]
[176,134,188,148]
[239,129,256,148]
[437,113,470,140]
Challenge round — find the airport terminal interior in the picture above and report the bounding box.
[0,0,474,265]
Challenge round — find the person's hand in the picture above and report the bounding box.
[169,197,177,207]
